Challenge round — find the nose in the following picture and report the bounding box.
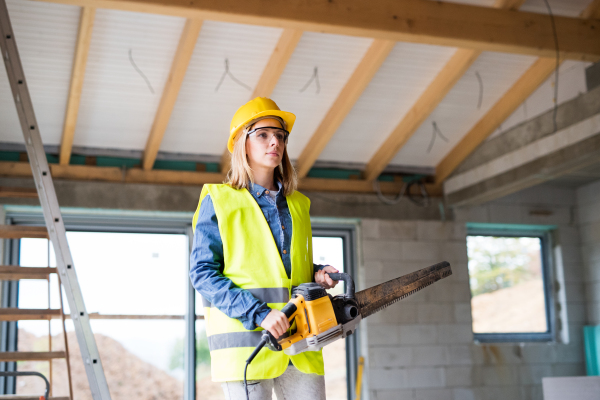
[269,135,280,147]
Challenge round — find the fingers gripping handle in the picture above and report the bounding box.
[326,272,355,298]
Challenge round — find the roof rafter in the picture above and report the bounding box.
[362,0,526,181]
[220,28,303,173]
[34,0,600,61]
[142,19,203,171]
[59,6,95,166]
[435,0,600,186]
[295,39,395,179]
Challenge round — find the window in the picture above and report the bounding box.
[466,225,555,342]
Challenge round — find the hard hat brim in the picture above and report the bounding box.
[227,110,296,153]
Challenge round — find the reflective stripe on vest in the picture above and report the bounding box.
[192,184,324,382]
[201,287,289,308]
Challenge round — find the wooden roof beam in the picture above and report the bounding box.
[59,6,95,166]
[295,39,395,179]
[142,19,203,171]
[363,0,526,181]
[34,0,600,61]
[220,28,303,173]
[435,0,600,185]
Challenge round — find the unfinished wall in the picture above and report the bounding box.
[361,184,587,400]
[577,180,600,325]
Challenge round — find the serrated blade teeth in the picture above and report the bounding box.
[356,261,452,319]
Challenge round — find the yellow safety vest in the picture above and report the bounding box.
[192,184,325,382]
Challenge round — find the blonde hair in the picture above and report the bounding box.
[226,116,298,196]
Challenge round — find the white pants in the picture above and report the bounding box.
[221,364,326,400]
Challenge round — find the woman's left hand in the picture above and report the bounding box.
[315,265,339,289]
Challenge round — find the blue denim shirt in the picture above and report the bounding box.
[190,182,324,330]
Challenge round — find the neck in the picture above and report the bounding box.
[252,167,277,191]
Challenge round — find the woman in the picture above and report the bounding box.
[190,97,339,400]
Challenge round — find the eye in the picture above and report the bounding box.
[257,132,268,139]
[275,133,285,141]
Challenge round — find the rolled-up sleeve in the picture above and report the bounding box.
[189,195,271,330]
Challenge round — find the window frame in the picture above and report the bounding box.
[466,226,556,343]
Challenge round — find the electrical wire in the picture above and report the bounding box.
[475,71,483,110]
[427,121,449,154]
[128,49,155,94]
[299,66,320,94]
[215,59,252,92]
[542,0,560,133]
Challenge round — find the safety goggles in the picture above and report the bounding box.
[246,127,289,145]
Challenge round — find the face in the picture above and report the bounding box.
[245,118,285,171]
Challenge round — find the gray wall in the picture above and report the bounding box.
[360,184,587,400]
[577,180,600,325]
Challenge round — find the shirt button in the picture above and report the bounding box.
[282,225,285,230]
[265,190,270,194]
[283,250,287,254]
[256,192,260,196]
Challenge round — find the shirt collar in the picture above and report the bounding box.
[250,181,282,198]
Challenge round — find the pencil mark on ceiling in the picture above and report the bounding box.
[299,66,320,94]
[427,121,448,154]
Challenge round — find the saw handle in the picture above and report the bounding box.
[326,272,355,298]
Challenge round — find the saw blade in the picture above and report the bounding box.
[355,261,452,318]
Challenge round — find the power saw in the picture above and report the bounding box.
[245,261,452,368]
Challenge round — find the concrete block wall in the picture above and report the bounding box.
[361,184,587,400]
[576,180,600,325]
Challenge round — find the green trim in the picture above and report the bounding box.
[0,151,20,162]
[96,156,140,168]
[466,222,557,232]
[307,168,361,180]
[3,204,194,220]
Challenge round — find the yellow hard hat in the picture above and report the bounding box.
[228,97,296,153]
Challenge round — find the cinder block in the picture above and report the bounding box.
[425,282,456,302]
[564,282,586,303]
[520,384,543,400]
[581,245,600,272]
[587,302,600,325]
[405,367,445,388]
[401,241,443,262]
[578,202,600,225]
[453,303,473,324]
[447,261,469,282]
[437,324,473,344]
[552,362,586,377]
[566,302,587,323]
[488,204,525,224]
[414,388,453,400]
[442,242,469,263]
[373,389,414,400]
[556,226,581,246]
[453,204,490,223]
[368,324,402,346]
[481,365,520,386]
[560,244,583,265]
[413,346,449,366]
[480,386,522,400]
[521,344,558,364]
[381,261,431,281]
[554,343,584,364]
[362,219,380,239]
[417,303,455,323]
[416,221,462,241]
[451,282,474,303]
[476,344,523,365]
[379,220,418,240]
[586,282,600,302]
[398,324,438,345]
[452,387,476,400]
[576,180,600,205]
[447,345,473,366]
[368,303,418,324]
[562,262,585,283]
[520,364,553,385]
[368,368,408,390]
[445,366,474,387]
[370,346,413,368]
[363,239,404,262]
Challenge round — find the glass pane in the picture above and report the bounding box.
[17,232,188,400]
[195,319,224,400]
[467,236,547,333]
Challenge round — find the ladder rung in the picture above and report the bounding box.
[0,396,69,400]
[0,352,65,361]
[0,186,38,199]
[0,226,48,239]
[0,309,61,321]
[0,266,57,280]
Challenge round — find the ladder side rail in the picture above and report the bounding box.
[0,1,111,398]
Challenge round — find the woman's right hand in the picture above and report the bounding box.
[260,309,290,339]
